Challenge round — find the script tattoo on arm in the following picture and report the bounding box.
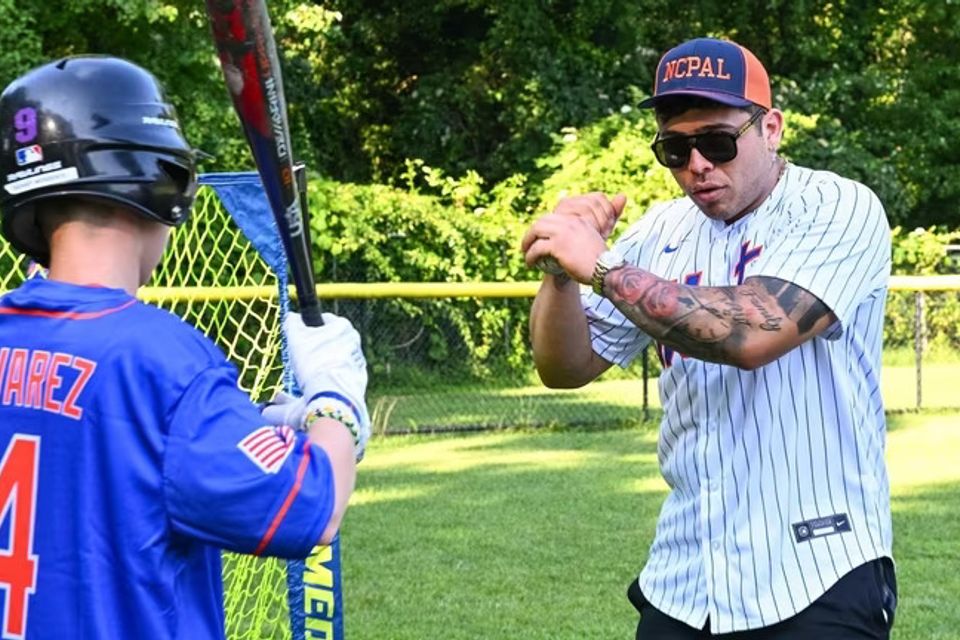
[603,267,835,367]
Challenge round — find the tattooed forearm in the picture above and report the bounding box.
[609,268,765,361]
[757,276,832,333]
[604,267,835,367]
[742,287,782,331]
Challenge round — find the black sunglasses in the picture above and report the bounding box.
[651,109,766,169]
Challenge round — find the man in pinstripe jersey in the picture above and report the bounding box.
[521,38,896,638]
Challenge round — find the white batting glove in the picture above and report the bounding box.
[283,311,370,462]
[260,391,308,427]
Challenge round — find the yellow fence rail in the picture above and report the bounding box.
[132,274,960,303]
[1,275,957,302]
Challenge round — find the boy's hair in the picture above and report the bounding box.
[35,198,124,242]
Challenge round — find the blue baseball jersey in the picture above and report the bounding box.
[0,278,335,638]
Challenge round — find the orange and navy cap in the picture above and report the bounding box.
[638,38,771,110]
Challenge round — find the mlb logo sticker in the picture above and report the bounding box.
[15,145,43,166]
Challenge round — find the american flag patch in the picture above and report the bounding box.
[238,425,297,474]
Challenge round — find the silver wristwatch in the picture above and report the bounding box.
[591,248,626,295]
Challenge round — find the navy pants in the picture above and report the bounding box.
[629,558,897,639]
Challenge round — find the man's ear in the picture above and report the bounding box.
[763,109,785,150]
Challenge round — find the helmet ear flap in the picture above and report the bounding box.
[156,156,197,223]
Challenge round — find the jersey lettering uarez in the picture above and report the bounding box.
[0,278,335,639]
[584,164,892,633]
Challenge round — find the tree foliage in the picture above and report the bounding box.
[2,0,957,379]
[0,1,958,228]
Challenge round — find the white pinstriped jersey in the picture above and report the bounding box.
[583,164,892,633]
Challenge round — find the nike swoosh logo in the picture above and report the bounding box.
[663,245,679,253]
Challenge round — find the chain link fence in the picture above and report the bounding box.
[882,283,960,412]
[321,281,960,435]
[3,226,958,437]
[323,293,655,434]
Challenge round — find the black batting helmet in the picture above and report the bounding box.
[0,55,199,264]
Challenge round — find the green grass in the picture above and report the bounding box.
[883,364,960,411]
[370,378,655,432]
[886,413,960,640]
[371,363,960,432]
[340,411,960,639]
[883,344,960,367]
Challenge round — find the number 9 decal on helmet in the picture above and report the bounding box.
[0,56,204,265]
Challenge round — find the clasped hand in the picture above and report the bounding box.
[520,192,627,282]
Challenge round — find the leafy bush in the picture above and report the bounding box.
[779,111,913,226]
[302,110,960,388]
[304,168,536,388]
[534,110,680,230]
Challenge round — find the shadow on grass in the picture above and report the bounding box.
[890,480,960,640]
[370,379,658,433]
[340,412,960,640]
[341,426,664,640]
[885,408,960,433]
[373,367,960,434]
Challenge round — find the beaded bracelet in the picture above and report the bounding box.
[303,391,362,446]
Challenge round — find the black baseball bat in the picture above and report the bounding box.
[205,5,344,639]
[205,0,323,327]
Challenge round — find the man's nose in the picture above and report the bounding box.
[685,147,715,174]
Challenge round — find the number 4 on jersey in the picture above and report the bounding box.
[0,435,40,639]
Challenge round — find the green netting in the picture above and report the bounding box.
[152,186,291,639]
[0,245,31,291]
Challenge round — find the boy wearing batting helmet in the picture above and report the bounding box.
[523,37,895,639]
[0,56,368,638]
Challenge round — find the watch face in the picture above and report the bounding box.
[592,248,627,295]
[600,249,625,268]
